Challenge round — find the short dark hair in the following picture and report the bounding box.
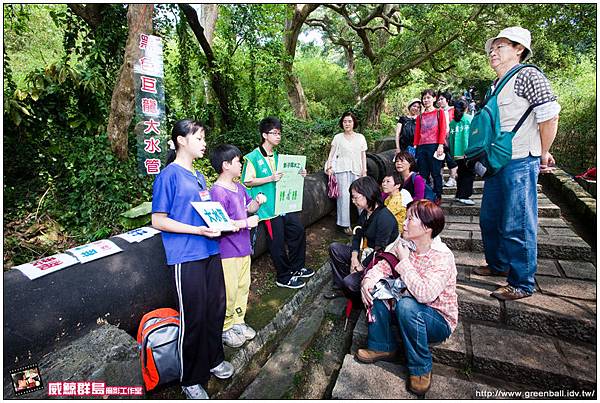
[437,90,452,102]
[210,144,242,174]
[421,88,436,99]
[383,170,403,187]
[339,111,358,130]
[406,199,445,239]
[508,40,530,62]
[453,99,468,122]
[349,176,382,211]
[394,151,417,172]
[258,117,282,145]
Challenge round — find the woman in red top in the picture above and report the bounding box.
[413,89,446,204]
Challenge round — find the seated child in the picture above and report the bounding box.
[209,144,266,348]
[381,171,412,234]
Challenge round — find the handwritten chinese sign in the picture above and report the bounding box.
[134,34,167,175]
[14,253,79,280]
[115,226,161,243]
[191,202,237,232]
[66,240,123,264]
[274,154,306,216]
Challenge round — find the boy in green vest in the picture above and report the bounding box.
[241,117,314,289]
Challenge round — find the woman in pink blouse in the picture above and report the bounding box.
[356,200,458,396]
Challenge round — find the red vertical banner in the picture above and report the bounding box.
[133,34,166,175]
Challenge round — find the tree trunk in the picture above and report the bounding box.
[106,4,153,160]
[180,4,233,131]
[344,44,360,102]
[365,90,386,128]
[198,4,218,105]
[283,4,318,120]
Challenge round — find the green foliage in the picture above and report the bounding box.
[550,58,596,174]
[295,56,354,119]
[3,3,597,268]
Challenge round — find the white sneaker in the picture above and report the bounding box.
[210,360,234,379]
[458,198,475,205]
[233,323,256,341]
[444,177,457,187]
[222,328,245,348]
[182,384,209,399]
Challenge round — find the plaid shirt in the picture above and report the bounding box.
[363,238,458,331]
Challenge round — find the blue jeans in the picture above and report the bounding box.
[480,155,539,294]
[367,298,451,376]
[416,144,443,199]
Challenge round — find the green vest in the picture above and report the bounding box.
[241,148,279,220]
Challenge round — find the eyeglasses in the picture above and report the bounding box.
[267,130,281,136]
[489,44,509,55]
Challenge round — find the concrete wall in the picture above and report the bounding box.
[4,172,335,367]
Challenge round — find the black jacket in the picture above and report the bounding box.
[352,205,399,266]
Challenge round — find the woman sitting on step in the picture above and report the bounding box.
[356,199,458,396]
[325,176,399,302]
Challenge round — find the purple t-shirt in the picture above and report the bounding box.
[209,182,253,259]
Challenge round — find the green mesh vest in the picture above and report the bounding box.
[241,148,279,220]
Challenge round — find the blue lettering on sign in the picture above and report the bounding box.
[204,209,225,222]
[81,249,98,257]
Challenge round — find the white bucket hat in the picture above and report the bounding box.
[485,26,532,61]
[406,98,422,111]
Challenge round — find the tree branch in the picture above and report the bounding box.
[68,4,108,30]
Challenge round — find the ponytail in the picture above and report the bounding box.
[165,119,207,166]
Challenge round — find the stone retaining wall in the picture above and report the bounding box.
[538,168,596,227]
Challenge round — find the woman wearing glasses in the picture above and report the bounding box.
[325,176,398,301]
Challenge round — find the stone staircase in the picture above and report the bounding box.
[331,180,597,398]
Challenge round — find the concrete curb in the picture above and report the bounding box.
[539,167,596,226]
[225,261,331,381]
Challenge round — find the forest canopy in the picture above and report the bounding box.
[3,3,596,268]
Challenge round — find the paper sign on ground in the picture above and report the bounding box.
[115,226,161,243]
[191,202,237,231]
[14,253,80,280]
[67,240,123,264]
[274,154,306,216]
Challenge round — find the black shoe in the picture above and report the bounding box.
[295,267,314,278]
[324,290,344,299]
[276,276,305,289]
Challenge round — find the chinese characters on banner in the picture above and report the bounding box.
[66,240,123,264]
[191,202,237,231]
[14,253,79,280]
[115,226,161,243]
[134,34,167,175]
[274,154,306,216]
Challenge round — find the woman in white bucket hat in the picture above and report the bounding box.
[474,27,561,301]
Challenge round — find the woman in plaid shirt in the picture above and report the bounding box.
[356,200,458,396]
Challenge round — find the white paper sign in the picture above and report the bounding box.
[115,226,161,243]
[67,239,123,264]
[191,201,236,231]
[14,253,80,280]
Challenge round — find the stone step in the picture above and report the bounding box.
[440,215,593,261]
[238,270,345,399]
[440,193,561,217]
[441,181,542,195]
[455,280,596,344]
[347,312,596,395]
[332,354,511,399]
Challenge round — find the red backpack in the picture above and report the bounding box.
[137,308,181,391]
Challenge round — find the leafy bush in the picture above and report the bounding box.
[550,58,596,174]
